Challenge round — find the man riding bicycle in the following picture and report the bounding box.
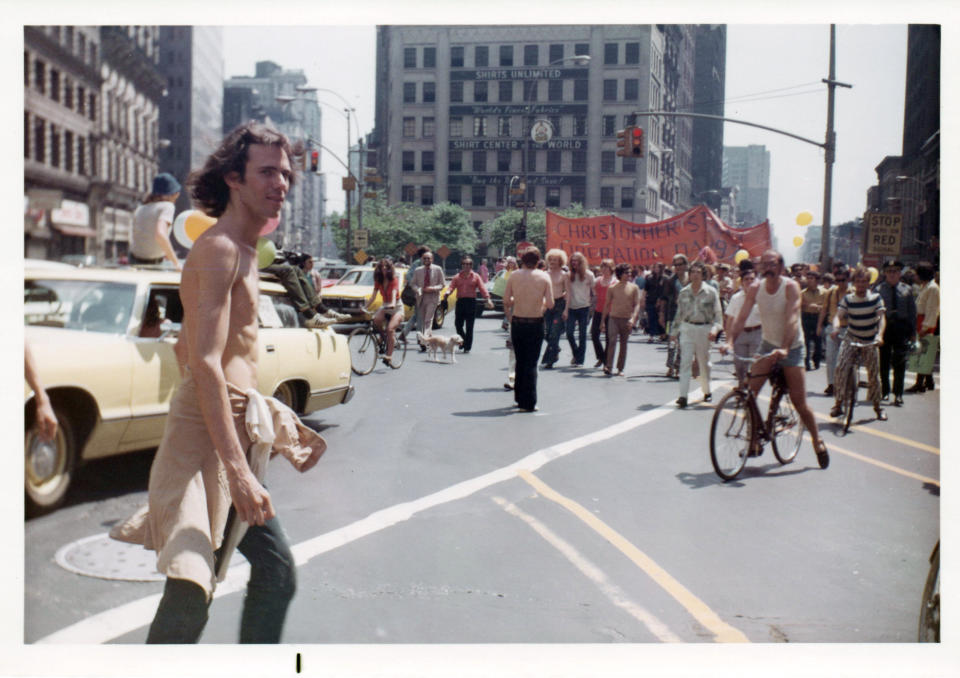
[829,265,887,421]
[723,249,830,470]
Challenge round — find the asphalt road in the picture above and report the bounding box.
[20,314,942,671]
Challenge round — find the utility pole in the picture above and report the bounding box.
[344,107,353,264]
[820,24,852,273]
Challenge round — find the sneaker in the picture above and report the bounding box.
[503,382,514,390]
[815,441,830,469]
[875,407,887,421]
[324,310,351,322]
[676,397,688,409]
[703,393,712,403]
[305,315,334,329]
[830,405,843,418]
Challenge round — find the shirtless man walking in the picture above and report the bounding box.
[504,247,554,412]
[115,123,326,643]
[724,250,830,469]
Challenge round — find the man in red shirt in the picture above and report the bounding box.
[443,257,494,353]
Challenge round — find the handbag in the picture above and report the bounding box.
[401,282,416,307]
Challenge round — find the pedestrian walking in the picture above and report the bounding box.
[540,249,569,368]
[443,257,493,353]
[876,259,917,406]
[818,265,850,396]
[602,263,641,376]
[801,270,826,370]
[643,263,665,341]
[723,260,762,386]
[410,249,444,347]
[564,252,595,367]
[504,247,554,411]
[662,255,688,378]
[671,261,723,408]
[908,261,939,393]
[590,259,615,367]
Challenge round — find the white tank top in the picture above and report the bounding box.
[756,276,803,349]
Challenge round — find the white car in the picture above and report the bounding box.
[24,263,354,515]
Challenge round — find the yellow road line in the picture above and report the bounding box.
[517,470,749,643]
[829,442,940,487]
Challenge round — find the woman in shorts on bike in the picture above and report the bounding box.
[366,258,404,366]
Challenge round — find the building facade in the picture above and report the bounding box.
[691,24,726,204]
[373,25,722,232]
[224,61,325,254]
[157,26,224,217]
[722,144,770,227]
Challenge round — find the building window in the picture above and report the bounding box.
[574,43,589,57]
[450,81,463,102]
[422,151,434,172]
[621,186,634,209]
[402,117,416,137]
[572,150,586,172]
[63,77,73,109]
[403,47,416,68]
[602,115,616,136]
[548,79,563,102]
[34,58,45,94]
[402,151,415,171]
[571,183,585,206]
[624,79,639,101]
[423,117,435,137]
[524,44,538,66]
[50,126,60,168]
[624,113,638,127]
[497,150,511,172]
[449,150,462,172]
[33,117,45,163]
[523,115,534,137]
[499,45,513,66]
[549,115,561,136]
[600,186,615,209]
[648,189,659,213]
[23,112,29,158]
[472,185,486,207]
[498,116,511,137]
[546,150,561,172]
[625,42,640,64]
[423,47,436,68]
[474,81,487,102]
[601,151,616,173]
[498,80,513,102]
[421,185,434,205]
[77,135,85,174]
[573,79,588,101]
[623,157,637,174]
[496,185,507,207]
[401,185,415,202]
[450,116,463,137]
[603,79,618,101]
[423,82,436,103]
[472,150,487,172]
[451,46,464,67]
[525,148,537,172]
[448,185,462,205]
[64,130,74,172]
[523,80,537,102]
[546,187,561,207]
[89,93,96,121]
[473,116,487,137]
[475,45,488,67]
[604,43,618,65]
[403,82,416,103]
[573,116,586,136]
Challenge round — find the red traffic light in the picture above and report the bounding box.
[310,150,319,172]
[630,127,644,157]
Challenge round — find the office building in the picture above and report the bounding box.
[722,144,770,227]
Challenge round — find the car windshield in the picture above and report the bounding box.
[336,270,375,286]
[25,279,137,334]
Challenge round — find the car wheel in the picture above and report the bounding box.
[272,382,299,412]
[25,403,75,517]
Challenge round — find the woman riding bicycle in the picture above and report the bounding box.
[366,258,404,366]
[830,265,887,421]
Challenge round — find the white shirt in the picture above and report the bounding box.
[725,289,761,328]
[130,201,175,259]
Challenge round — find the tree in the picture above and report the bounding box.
[484,203,608,254]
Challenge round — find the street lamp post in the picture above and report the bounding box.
[517,54,591,245]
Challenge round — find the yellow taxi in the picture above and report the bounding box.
[320,265,416,323]
[24,262,354,515]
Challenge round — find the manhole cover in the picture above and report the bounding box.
[54,533,247,582]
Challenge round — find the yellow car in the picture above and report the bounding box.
[320,265,416,323]
[24,263,354,515]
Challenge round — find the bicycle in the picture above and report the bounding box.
[709,352,805,481]
[347,312,407,375]
[833,338,882,435]
[918,540,940,642]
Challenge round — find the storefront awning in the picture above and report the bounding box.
[51,222,97,238]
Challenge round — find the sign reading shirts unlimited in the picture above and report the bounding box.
[545,206,773,267]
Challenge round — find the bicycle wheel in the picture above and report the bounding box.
[919,541,940,642]
[843,364,858,435]
[770,388,803,464]
[710,390,753,481]
[348,327,378,375]
[389,333,407,369]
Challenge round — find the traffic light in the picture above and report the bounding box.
[310,150,319,172]
[616,127,630,157]
[630,126,644,157]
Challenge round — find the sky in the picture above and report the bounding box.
[222,22,910,262]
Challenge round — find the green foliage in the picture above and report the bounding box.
[485,203,609,254]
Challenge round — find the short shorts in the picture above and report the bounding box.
[759,339,804,368]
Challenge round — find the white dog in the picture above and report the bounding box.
[417,332,463,363]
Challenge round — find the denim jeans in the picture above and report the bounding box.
[541,299,566,366]
[590,309,607,363]
[565,306,590,365]
[146,515,296,644]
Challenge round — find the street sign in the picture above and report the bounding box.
[363,192,379,199]
[863,212,903,256]
[437,245,451,259]
[342,176,357,192]
[516,241,534,256]
[404,242,419,256]
[339,218,348,229]
[353,229,369,248]
[354,249,368,265]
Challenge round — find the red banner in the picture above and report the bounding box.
[545,206,772,268]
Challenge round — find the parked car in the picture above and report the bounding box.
[60,254,98,268]
[24,263,355,515]
[320,265,416,323]
[474,268,506,318]
[317,263,351,289]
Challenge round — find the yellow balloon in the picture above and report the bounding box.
[793,236,804,247]
[734,249,750,264]
[868,266,879,284]
[184,212,217,242]
[796,212,814,226]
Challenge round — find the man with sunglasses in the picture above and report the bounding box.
[817,265,851,396]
